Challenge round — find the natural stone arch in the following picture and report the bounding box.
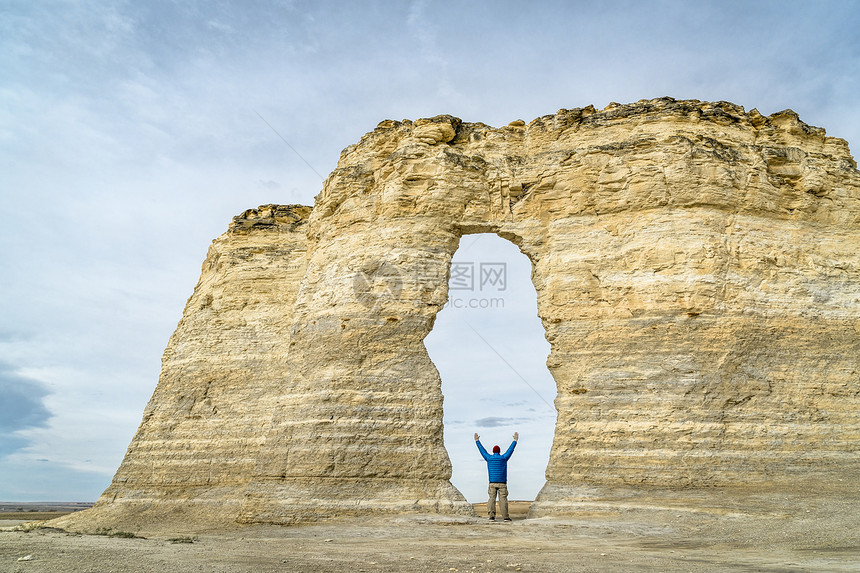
[424,229,558,504]
[56,98,860,532]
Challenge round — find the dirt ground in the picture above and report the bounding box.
[1,490,859,572]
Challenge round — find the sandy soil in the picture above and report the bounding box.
[1,490,858,572]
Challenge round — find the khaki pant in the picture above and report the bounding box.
[487,482,509,519]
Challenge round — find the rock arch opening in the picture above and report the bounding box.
[424,232,557,505]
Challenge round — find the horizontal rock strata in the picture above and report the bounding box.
[59,98,860,531]
[58,205,311,531]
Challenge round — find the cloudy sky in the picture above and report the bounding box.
[1,0,858,503]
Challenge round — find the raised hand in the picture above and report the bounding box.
[513,432,519,441]
[474,433,480,441]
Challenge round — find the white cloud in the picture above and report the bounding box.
[257,179,282,189]
[474,417,533,428]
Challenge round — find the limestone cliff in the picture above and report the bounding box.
[58,98,860,531]
[59,205,311,530]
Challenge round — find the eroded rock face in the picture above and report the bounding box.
[58,205,311,530]
[59,98,860,530]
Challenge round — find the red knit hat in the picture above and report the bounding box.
[492,445,501,453]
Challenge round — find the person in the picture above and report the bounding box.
[474,431,518,521]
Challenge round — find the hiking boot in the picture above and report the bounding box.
[503,518,512,522]
[488,516,495,521]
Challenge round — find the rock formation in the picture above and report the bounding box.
[57,98,860,531]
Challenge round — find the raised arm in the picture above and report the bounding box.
[501,433,518,460]
[475,435,491,461]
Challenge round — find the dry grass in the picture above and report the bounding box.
[0,511,72,521]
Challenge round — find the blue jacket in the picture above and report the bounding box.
[476,440,517,483]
